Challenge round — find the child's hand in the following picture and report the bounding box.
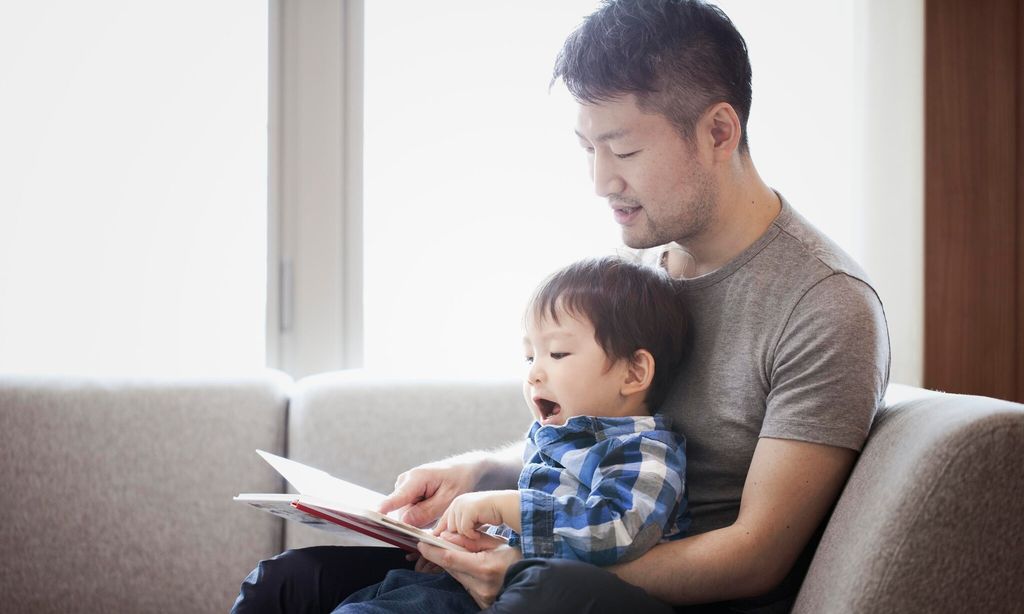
[434,490,520,539]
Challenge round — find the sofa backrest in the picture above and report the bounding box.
[0,373,290,614]
[793,384,1024,613]
[4,372,1021,613]
[282,371,527,550]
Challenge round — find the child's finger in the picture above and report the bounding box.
[457,510,480,538]
[433,509,450,536]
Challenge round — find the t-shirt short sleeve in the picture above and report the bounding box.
[762,273,890,451]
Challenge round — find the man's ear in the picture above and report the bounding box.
[700,102,742,162]
[621,349,655,397]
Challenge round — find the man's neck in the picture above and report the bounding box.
[678,164,780,278]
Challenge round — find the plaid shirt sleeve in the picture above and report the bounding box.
[517,427,686,566]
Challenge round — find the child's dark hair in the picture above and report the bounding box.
[526,256,692,410]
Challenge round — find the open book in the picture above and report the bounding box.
[235,450,466,552]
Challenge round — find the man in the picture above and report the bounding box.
[233,1,889,612]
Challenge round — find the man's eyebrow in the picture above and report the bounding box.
[574,128,630,143]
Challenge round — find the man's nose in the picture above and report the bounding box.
[592,152,626,198]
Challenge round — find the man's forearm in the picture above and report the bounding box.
[477,440,525,490]
[612,439,857,605]
[610,521,780,605]
[450,440,524,491]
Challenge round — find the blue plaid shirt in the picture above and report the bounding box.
[509,414,689,565]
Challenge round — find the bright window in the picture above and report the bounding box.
[0,1,268,376]
[363,1,613,377]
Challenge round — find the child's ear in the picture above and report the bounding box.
[621,349,655,397]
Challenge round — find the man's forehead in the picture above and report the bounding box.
[574,96,658,141]
[574,127,631,143]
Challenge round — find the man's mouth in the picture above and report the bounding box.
[534,397,562,422]
[611,202,642,224]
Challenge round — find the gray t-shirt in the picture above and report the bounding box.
[657,195,891,537]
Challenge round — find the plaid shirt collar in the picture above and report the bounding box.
[527,413,675,448]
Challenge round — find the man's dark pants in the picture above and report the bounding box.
[230,546,676,614]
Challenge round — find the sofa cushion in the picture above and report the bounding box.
[793,384,1024,613]
[284,370,528,549]
[0,372,290,614]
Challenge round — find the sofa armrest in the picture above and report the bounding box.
[794,384,1024,613]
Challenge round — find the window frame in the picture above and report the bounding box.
[267,0,364,378]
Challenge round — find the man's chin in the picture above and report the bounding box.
[621,233,662,250]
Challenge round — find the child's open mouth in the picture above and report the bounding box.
[534,397,562,423]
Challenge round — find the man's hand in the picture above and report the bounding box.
[418,532,523,609]
[378,459,485,528]
[435,490,521,539]
[405,552,444,574]
[378,442,526,528]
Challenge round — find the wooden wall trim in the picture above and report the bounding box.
[924,0,1020,401]
[1017,0,1023,401]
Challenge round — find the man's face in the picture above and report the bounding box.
[521,307,633,427]
[575,95,718,249]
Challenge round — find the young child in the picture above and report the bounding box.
[337,256,692,611]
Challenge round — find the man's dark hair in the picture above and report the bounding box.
[526,256,692,411]
[553,0,753,152]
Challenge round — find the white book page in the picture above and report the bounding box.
[255,450,386,511]
[237,454,500,553]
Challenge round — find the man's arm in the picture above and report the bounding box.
[419,437,856,608]
[609,437,857,604]
[378,440,525,527]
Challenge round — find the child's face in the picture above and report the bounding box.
[522,307,635,426]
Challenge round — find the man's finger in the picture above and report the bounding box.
[401,496,454,528]
[417,541,486,575]
[378,474,438,516]
[417,541,451,568]
[377,495,406,515]
[378,487,419,515]
[414,555,443,574]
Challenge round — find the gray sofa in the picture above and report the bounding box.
[1,371,1021,613]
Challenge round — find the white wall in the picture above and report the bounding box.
[855,0,924,387]
[717,0,924,386]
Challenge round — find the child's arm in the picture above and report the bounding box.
[433,489,521,539]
